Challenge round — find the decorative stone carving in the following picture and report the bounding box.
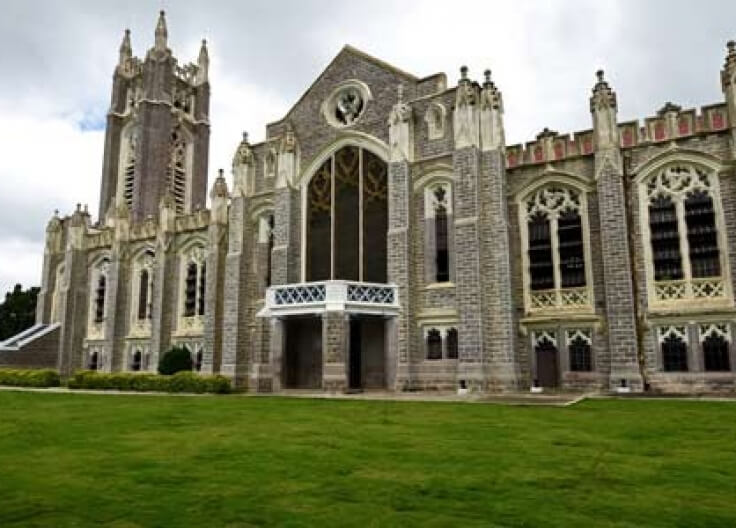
[232,131,254,196]
[590,70,619,151]
[388,85,414,162]
[276,123,297,188]
[453,66,479,149]
[321,80,372,129]
[479,69,504,151]
[424,103,446,140]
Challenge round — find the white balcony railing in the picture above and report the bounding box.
[529,286,591,313]
[653,277,726,303]
[259,280,400,316]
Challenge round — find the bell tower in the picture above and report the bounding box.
[98,11,210,223]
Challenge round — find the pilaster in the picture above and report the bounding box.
[150,195,177,370]
[387,85,415,390]
[478,70,519,390]
[202,172,229,375]
[105,204,132,372]
[57,206,90,376]
[452,69,485,391]
[590,70,643,391]
[322,311,349,392]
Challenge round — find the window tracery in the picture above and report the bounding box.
[641,164,728,304]
[178,246,206,334]
[167,124,189,213]
[521,185,591,313]
[658,326,689,372]
[424,182,453,283]
[699,323,732,372]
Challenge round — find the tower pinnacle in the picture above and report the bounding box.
[154,10,168,51]
[118,29,131,66]
[197,39,209,84]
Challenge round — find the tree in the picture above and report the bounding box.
[158,345,194,375]
[0,284,39,341]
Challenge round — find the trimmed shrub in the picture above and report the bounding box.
[66,370,231,394]
[0,368,60,388]
[158,346,193,375]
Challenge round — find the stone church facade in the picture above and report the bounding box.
[5,12,736,394]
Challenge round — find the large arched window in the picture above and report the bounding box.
[520,184,592,313]
[129,249,155,337]
[641,163,728,305]
[306,146,388,283]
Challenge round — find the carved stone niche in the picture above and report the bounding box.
[425,103,447,140]
[322,80,373,128]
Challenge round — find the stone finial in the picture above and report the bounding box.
[388,83,414,162]
[118,29,132,66]
[197,39,209,85]
[46,210,62,233]
[210,168,229,199]
[483,69,492,87]
[479,68,504,151]
[657,101,682,116]
[154,10,168,51]
[590,68,617,112]
[460,65,469,82]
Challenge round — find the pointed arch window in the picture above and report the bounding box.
[658,326,689,372]
[131,349,142,372]
[122,128,137,209]
[87,258,109,339]
[642,164,728,304]
[700,324,731,372]
[179,246,206,333]
[424,326,459,360]
[521,185,592,313]
[306,146,388,283]
[424,181,454,284]
[137,269,150,320]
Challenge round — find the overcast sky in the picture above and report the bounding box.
[1,0,735,295]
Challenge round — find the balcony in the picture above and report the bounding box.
[258,281,400,317]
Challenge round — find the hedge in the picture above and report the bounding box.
[0,368,61,388]
[158,345,194,375]
[67,370,231,394]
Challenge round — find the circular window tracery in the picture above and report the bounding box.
[322,80,372,128]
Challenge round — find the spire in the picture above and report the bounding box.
[154,10,168,51]
[722,40,736,91]
[590,69,617,112]
[197,39,209,84]
[480,68,504,151]
[118,29,131,66]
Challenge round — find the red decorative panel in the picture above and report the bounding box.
[654,122,665,141]
[712,112,725,130]
[554,143,564,160]
[622,129,633,147]
[534,146,543,162]
[583,138,592,154]
[678,119,689,136]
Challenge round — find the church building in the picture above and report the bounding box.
[3,11,736,394]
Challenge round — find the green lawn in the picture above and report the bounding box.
[0,393,734,527]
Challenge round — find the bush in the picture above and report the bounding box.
[0,368,60,388]
[158,346,193,375]
[66,370,231,394]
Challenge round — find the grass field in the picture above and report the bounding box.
[0,392,734,527]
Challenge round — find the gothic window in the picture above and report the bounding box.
[266,214,274,287]
[658,326,688,372]
[642,164,727,303]
[522,185,591,312]
[168,125,190,213]
[322,82,371,128]
[700,324,731,372]
[447,328,459,359]
[426,328,443,360]
[424,181,453,284]
[424,326,458,360]
[184,262,198,317]
[198,262,206,316]
[180,246,206,327]
[566,329,592,372]
[306,147,388,283]
[94,271,107,323]
[137,269,149,321]
[533,330,559,388]
[131,349,142,372]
